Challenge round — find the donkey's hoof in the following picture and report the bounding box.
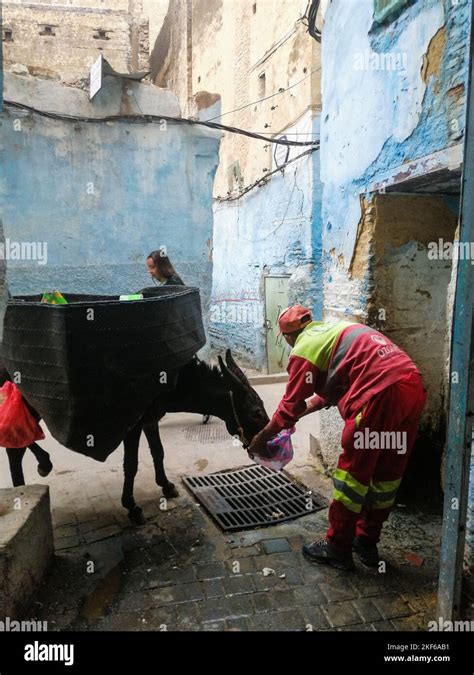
[128,507,146,526]
[37,462,53,478]
[163,483,179,499]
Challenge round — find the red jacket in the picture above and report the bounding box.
[267,321,421,434]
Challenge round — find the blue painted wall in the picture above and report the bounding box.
[321,0,470,317]
[0,31,7,345]
[210,111,323,371]
[0,76,220,335]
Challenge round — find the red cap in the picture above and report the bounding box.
[277,305,312,335]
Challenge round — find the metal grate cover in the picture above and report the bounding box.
[182,464,326,531]
[183,419,230,444]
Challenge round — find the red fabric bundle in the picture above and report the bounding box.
[0,381,45,448]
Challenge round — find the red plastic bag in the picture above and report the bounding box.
[0,381,45,448]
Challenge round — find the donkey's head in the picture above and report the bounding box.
[218,349,270,448]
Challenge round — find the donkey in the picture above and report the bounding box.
[3,350,270,524]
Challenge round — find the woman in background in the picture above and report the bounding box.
[144,250,210,423]
[146,251,185,286]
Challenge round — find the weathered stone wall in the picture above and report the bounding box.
[150,0,190,109]
[2,1,150,84]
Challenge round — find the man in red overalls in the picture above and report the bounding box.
[248,305,427,570]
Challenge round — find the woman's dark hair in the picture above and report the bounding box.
[147,251,178,278]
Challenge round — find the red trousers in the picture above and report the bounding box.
[327,371,427,551]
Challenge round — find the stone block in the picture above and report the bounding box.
[0,485,54,618]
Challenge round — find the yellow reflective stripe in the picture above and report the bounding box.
[371,497,396,510]
[370,478,402,494]
[368,489,398,503]
[333,468,369,497]
[332,488,363,513]
[367,478,401,509]
[333,477,365,506]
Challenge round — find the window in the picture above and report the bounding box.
[39,25,56,36]
[3,29,13,42]
[252,3,257,14]
[373,0,411,25]
[93,29,109,40]
[258,71,266,98]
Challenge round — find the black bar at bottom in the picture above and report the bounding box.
[0,630,472,673]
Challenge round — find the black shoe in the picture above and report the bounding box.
[353,536,379,567]
[37,461,53,477]
[302,538,355,571]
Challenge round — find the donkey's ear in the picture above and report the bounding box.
[225,349,250,387]
[218,355,244,391]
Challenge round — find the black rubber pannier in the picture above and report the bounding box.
[1,286,205,461]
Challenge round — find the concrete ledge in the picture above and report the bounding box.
[0,485,54,619]
[248,372,288,385]
[4,71,181,119]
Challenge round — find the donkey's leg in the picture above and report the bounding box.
[121,424,146,525]
[29,442,53,477]
[6,447,27,487]
[143,422,179,499]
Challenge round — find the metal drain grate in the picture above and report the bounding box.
[182,464,326,531]
[183,420,230,444]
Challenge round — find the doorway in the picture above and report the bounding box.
[369,192,459,499]
[264,275,290,374]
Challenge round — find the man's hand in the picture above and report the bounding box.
[248,426,276,457]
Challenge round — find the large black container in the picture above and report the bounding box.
[1,286,205,460]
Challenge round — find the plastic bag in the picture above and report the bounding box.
[250,426,295,472]
[0,382,45,448]
[41,291,67,304]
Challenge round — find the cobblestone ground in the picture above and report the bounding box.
[24,471,443,632]
[28,494,439,631]
[0,386,453,632]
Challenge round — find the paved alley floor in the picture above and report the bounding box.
[0,382,445,632]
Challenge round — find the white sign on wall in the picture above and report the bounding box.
[90,54,103,100]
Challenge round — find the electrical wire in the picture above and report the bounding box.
[203,66,321,123]
[303,0,322,42]
[254,131,319,136]
[3,99,317,147]
[215,146,318,203]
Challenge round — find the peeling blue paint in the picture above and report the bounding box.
[321,0,473,553]
[321,0,470,316]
